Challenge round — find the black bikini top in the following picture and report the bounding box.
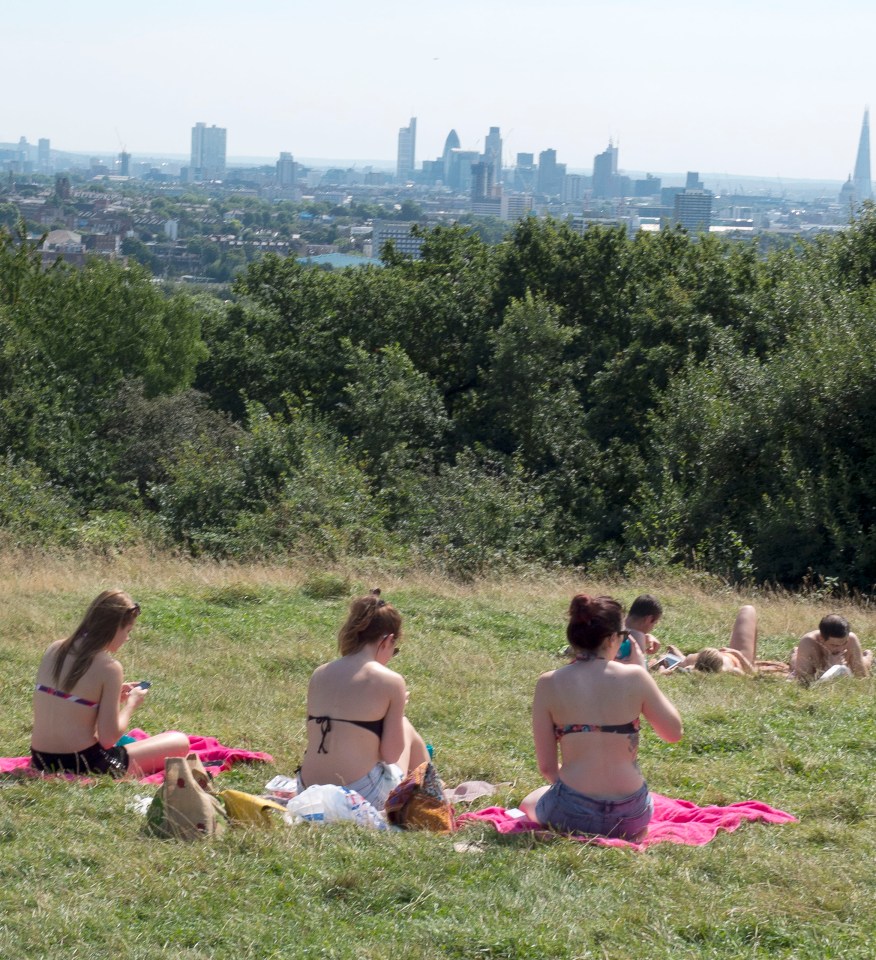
[307,714,385,754]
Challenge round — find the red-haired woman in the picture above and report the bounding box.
[520,594,683,840]
[31,590,190,776]
[297,591,429,810]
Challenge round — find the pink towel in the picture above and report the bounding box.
[0,729,273,783]
[456,793,797,849]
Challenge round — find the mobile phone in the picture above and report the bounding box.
[136,680,152,689]
[654,653,683,671]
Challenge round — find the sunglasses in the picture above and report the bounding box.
[381,633,400,657]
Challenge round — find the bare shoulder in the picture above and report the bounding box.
[93,652,123,681]
[365,660,406,687]
[799,630,820,645]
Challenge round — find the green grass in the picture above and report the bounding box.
[1,557,874,958]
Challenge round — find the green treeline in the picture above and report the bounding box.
[3,212,876,586]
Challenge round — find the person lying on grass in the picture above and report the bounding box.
[650,605,789,676]
[297,590,429,811]
[31,590,190,777]
[790,614,872,683]
[521,594,683,841]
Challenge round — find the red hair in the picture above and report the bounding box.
[567,594,623,653]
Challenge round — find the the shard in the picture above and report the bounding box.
[853,109,872,204]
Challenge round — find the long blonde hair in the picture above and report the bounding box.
[52,590,140,691]
[338,592,402,656]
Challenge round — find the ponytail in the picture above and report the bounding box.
[338,590,403,656]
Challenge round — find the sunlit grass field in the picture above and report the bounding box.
[0,552,874,959]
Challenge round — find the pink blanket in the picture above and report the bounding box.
[0,729,273,783]
[456,793,796,849]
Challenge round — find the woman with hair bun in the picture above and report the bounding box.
[520,594,683,840]
[30,590,190,776]
[297,590,429,810]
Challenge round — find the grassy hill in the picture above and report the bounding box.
[1,552,874,959]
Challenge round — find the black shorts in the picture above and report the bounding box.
[30,742,130,778]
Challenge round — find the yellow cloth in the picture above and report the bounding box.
[218,789,287,827]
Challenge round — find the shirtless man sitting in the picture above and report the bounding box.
[791,614,872,683]
[615,595,663,669]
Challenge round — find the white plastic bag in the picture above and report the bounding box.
[284,784,387,830]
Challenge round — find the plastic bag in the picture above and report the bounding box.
[284,783,387,830]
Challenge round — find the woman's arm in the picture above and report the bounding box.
[640,670,683,743]
[532,673,559,783]
[96,660,147,748]
[377,671,409,765]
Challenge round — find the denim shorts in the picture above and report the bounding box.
[296,762,403,812]
[535,779,653,840]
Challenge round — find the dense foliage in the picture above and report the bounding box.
[3,210,876,585]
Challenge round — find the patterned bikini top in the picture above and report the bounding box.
[35,683,99,709]
[554,718,640,740]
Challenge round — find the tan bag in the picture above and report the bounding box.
[145,753,228,840]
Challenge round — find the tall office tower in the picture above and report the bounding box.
[471,161,494,201]
[447,149,479,191]
[118,151,131,177]
[537,148,565,196]
[277,152,297,187]
[397,117,417,181]
[853,109,872,204]
[592,141,619,198]
[674,189,712,235]
[190,122,227,181]
[685,171,704,191]
[38,138,50,173]
[442,129,461,182]
[484,126,502,183]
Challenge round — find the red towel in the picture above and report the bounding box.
[456,793,796,848]
[0,729,273,783]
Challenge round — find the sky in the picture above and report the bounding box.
[4,0,874,182]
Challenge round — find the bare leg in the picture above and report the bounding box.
[728,605,757,664]
[397,717,429,775]
[126,732,191,776]
[520,785,550,822]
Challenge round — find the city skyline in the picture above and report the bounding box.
[3,0,875,181]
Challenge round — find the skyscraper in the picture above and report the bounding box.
[397,117,417,181]
[484,126,502,183]
[191,122,227,181]
[277,151,297,187]
[537,148,565,197]
[442,129,460,183]
[592,141,619,198]
[38,138,51,173]
[674,189,712,235]
[853,109,872,204]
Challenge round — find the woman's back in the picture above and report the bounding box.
[300,654,402,787]
[537,659,651,798]
[31,640,117,753]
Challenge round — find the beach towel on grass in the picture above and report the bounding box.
[456,793,796,849]
[0,729,272,783]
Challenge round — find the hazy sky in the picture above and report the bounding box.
[4,0,873,181]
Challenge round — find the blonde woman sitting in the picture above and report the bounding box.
[297,591,429,810]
